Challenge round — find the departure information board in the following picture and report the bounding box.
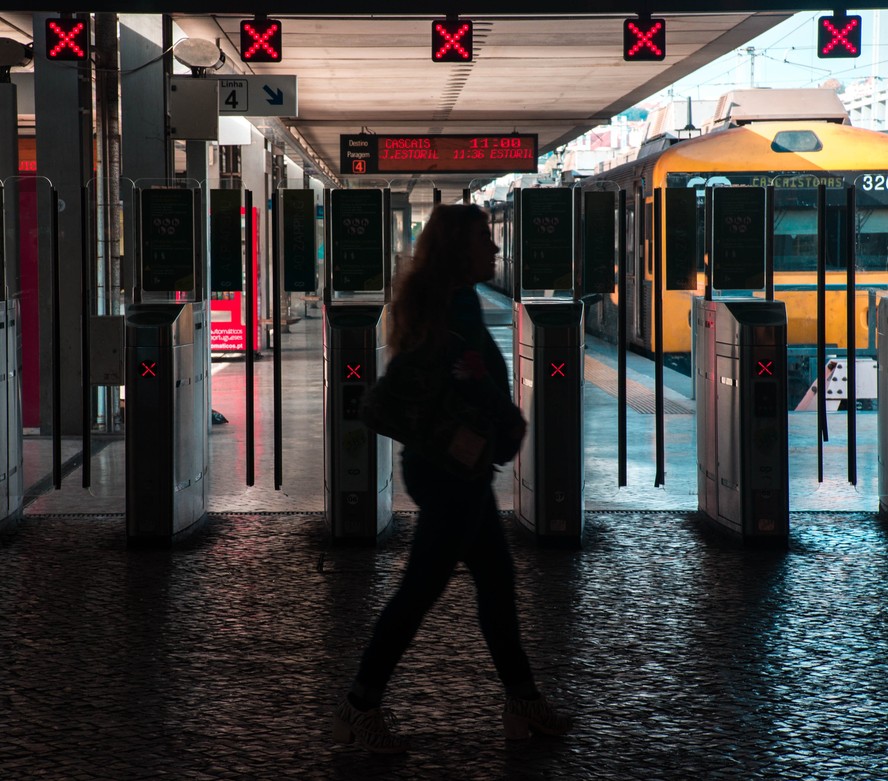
[341,133,538,175]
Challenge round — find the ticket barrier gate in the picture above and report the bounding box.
[513,302,585,545]
[125,303,208,545]
[878,297,888,516]
[0,300,22,533]
[694,298,788,543]
[323,305,393,543]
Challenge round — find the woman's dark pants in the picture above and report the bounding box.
[352,455,533,705]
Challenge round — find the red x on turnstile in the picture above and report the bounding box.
[346,364,361,380]
[550,362,566,378]
[756,360,774,377]
[140,360,157,378]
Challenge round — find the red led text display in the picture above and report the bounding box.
[240,18,282,62]
[46,18,89,61]
[623,17,666,61]
[340,133,538,175]
[432,19,473,62]
[818,15,861,59]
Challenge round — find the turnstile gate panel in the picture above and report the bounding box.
[0,300,22,531]
[125,302,208,544]
[514,301,584,543]
[323,305,393,542]
[695,298,788,542]
[878,296,888,515]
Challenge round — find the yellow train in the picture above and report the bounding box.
[491,89,888,401]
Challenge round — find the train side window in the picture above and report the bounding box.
[856,208,888,270]
[773,198,879,271]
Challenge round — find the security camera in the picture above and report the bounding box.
[173,38,225,76]
[0,39,31,68]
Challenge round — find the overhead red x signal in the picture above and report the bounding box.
[623,18,666,62]
[46,19,89,61]
[818,15,861,58]
[240,18,283,62]
[432,19,473,62]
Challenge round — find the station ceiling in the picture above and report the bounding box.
[173,11,794,200]
[1,7,877,201]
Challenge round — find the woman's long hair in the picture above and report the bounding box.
[390,204,488,355]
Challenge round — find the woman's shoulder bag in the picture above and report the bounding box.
[359,345,496,481]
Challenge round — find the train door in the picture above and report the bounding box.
[631,182,645,342]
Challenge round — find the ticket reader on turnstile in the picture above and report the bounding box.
[0,300,23,533]
[126,186,207,545]
[513,188,584,544]
[125,303,208,544]
[323,188,393,542]
[695,299,788,542]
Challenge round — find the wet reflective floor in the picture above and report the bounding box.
[8,286,888,778]
[2,509,887,779]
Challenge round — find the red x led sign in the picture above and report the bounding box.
[432,19,473,62]
[346,363,362,380]
[756,360,774,377]
[240,18,282,62]
[818,14,861,59]
[46,18,89,61]
[550,362,566,378]
[140,360,157,378]
[623,17,666,62]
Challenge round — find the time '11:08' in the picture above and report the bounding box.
[469,137,525,149]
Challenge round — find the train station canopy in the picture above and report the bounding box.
[5,4,888,200]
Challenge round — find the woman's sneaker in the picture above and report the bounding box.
[502,694,573,739]
[332,697,409,754]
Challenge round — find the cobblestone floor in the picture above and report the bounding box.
[2,510,887,780]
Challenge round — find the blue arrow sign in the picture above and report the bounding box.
[263,85,284,105]
[217,75,297,117]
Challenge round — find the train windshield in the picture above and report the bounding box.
[666,171,888,273]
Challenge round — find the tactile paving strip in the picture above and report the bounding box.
[585,354,694,414]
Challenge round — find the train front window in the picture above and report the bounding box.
[857,210,888,270]
[666,170,888,274]
[774,184,888,272]
[771,130,822,153]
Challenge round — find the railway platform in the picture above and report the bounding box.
[5,286,888,779]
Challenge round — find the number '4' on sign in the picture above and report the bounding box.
[220,79,248,113]
[225,90,241,110]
